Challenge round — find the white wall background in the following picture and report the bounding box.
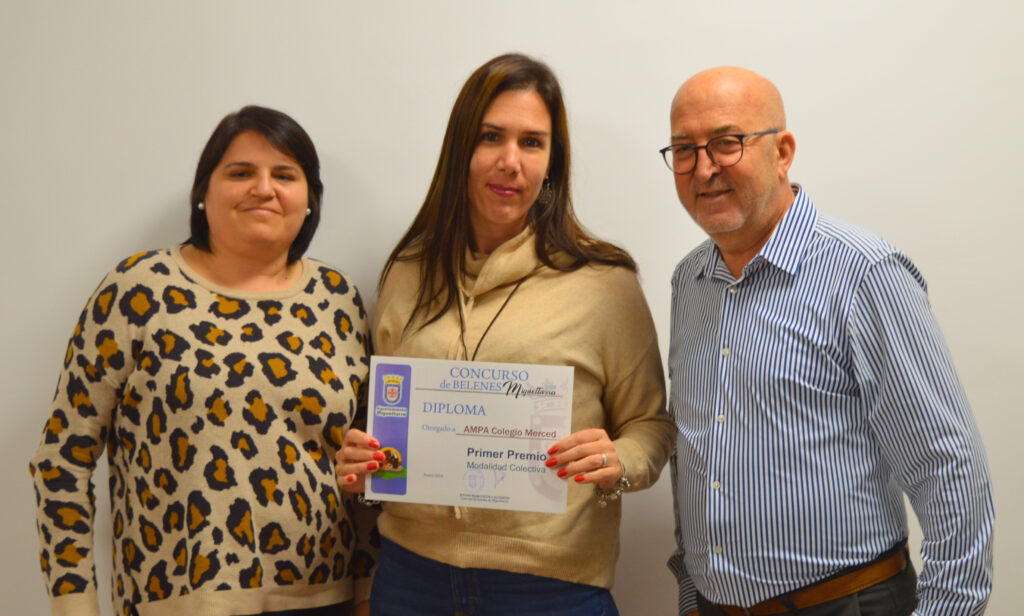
[2,2,1020,614]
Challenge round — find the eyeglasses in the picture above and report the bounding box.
[659,129,779,175]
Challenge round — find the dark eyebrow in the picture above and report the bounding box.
[480,122,550,137]
[671,125,743,142]
[223,161,300,173]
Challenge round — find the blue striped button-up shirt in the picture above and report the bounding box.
[667,187,993,616]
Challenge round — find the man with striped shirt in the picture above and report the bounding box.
[661,67,993,616]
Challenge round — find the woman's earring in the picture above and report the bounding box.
[305,208,312,216]
[196,202,205,210]
[537,179,553,206]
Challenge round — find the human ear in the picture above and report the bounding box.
[776,131,796,178]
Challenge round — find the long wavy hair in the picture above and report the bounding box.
[381,53,636,327]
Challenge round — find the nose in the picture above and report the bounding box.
[496,143,521,174]
[692,147,720,181]
[251,170,274,197]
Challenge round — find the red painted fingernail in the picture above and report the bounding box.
[557,468,568,478]
[367,462,379,471]
[545,457,558,467]
[574,475,584,483]
[369,439,381,449]
[373,451,386,462]
[346,474,356,483]
[547,445,558,455]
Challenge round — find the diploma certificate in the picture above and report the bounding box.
[365,355,573,513]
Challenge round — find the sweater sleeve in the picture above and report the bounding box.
[29,270,135,616]
[314,276,381,604]
[600,270,675,491]
[371,260,418,358]
[347,305,381,604]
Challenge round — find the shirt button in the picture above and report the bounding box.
[713,545,724,555]
[721,347,731,357]
[711,481,721,490]
[716,414,726,423]
[728,287,738,295]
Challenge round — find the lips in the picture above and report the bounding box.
[239,203,281,215]
[698,188,732,200]
[488,184,520,197]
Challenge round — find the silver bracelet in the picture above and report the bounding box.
[596,463,630,508]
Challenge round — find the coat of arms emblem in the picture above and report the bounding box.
[382,374,403,406]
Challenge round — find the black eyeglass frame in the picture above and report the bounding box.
[659,129,780,175]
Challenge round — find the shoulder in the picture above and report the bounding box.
[561,261,642,293]
[374,256,426,331]
[811,214,927,291]
[91,248,184,305]
[378,256,423,299]
[85,249,178,319]
[303,257,365,300]
[671,238,715,285]
[106,248,177,283]
[297,258,370,332]
[812,214,901,266]
[61,249,178,353]
[562,264,659,362]
[552,262,653,323]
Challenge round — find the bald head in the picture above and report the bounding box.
[671,66,786,134]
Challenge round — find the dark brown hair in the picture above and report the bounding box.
[187,105,323,264]
[382,53,636,326]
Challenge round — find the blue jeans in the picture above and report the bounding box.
[371,537,619,616]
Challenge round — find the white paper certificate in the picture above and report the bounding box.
[365,355,573,513]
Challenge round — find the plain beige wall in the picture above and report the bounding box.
[2,2,1020,614]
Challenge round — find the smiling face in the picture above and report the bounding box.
[203,130,309,260]
[467,89,552,253]
[669,68,794,257]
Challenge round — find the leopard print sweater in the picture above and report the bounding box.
[29,248,377,616]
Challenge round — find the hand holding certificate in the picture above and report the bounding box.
[360,356,574,513]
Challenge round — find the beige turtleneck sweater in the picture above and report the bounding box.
[372,228,674,588]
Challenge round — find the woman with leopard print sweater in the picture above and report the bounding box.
[30,106,375,616]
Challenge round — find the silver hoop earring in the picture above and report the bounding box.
[305,208,312,216]
[537,179,553,206]
[196,202,205,211]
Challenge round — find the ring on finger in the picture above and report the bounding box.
[600,453,608,468]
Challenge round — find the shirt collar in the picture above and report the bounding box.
[696,184,817,280]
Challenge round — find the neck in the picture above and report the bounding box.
[715,231,774,279]
[714,187,794,279]
[181,244,300,292]
[471,223,526,255]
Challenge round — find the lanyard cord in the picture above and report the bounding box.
[457,277,526,361]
